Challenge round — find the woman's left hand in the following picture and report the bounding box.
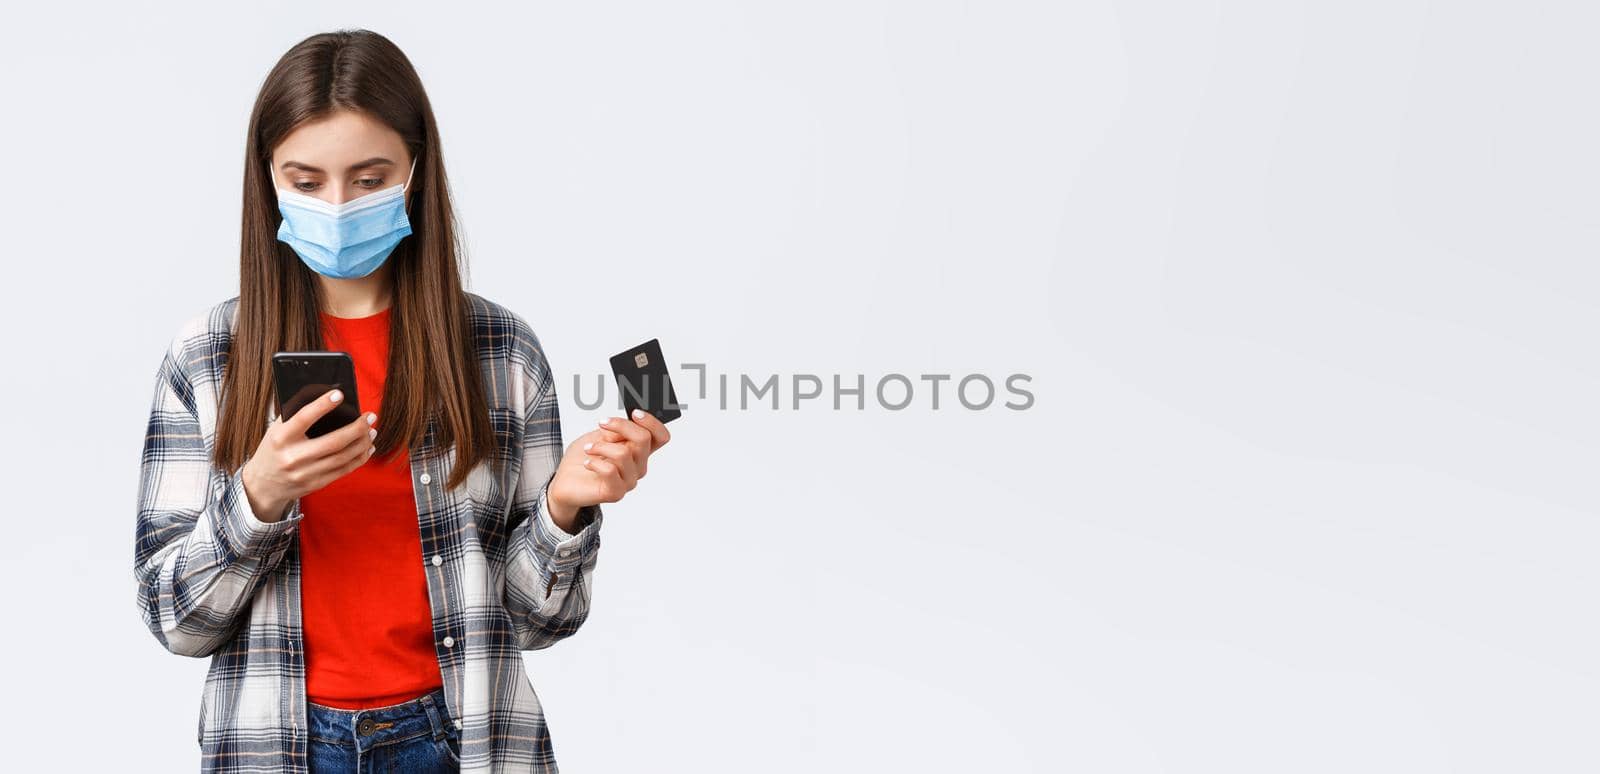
[546,409,670,531]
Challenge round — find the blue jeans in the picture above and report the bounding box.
[307,686,460,773]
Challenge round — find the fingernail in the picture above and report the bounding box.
[330,390,343,403]
[582,442,593,451]
[632,409,646,420]
[367,413,377,425]
[583,458,593,468]
[599,418,611,427]
[369,428,377,440]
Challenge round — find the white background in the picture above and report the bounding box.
[2,1,1596,771]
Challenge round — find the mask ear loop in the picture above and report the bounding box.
[401,155,418,214]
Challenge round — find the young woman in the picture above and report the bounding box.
[132,29,668,773]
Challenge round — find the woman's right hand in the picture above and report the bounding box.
[241,388,377,522]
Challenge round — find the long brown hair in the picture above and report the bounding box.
[214,29,495,491]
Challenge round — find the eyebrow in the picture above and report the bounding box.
[279,157,395,174]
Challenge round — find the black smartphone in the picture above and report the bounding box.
[609,338,681,423]
[271,351,361,438]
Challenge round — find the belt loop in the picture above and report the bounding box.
[420,691,447,741]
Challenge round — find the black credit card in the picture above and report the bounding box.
[609,338,681,423]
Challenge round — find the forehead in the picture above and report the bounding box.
[272,109,407,169]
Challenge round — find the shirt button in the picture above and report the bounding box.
[432,554,443,566]
[419,473,432,485]
[454,719,463,730]
[442,636,455,648]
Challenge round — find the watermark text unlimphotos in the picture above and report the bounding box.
[575,364,1035,413]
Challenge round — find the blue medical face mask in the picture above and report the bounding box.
[269,157,417,279]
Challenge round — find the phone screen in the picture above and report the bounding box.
[272,352,361,438]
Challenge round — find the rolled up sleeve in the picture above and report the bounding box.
[133,335,305,658]
[501,324,604,650]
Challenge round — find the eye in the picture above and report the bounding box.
[293,181,320,192]
[357,177,385,188]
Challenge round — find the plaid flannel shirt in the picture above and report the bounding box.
[133,293,603,773]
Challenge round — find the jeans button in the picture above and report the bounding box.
[357,717,376,736]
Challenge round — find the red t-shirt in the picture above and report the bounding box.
[300,305,443,709]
